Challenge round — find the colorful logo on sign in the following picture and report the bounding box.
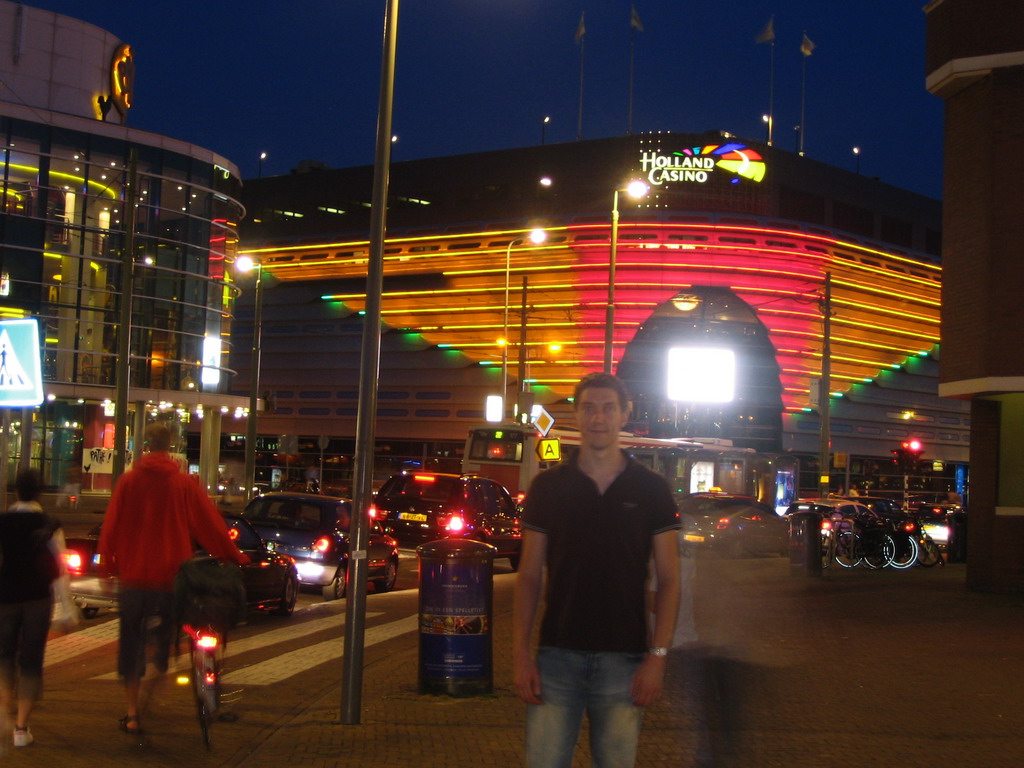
[639,143,766,186]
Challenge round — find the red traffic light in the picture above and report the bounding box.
[901,439,923,454]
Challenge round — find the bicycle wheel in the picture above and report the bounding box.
[863,533,895,569]
[889,533,919,569]
[917,537,943,568]
[835,532,862,568]
[192,648,220,748]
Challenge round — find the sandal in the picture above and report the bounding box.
[118,715,143,735]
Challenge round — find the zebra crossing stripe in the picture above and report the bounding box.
[223,615,419,686]
[84,611,387,680]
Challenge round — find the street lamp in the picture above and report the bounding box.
[603,180,648,373]
[502,229,546,417]
[541,115,551,145]
[258,151,267,178]
[236,255,264,502]
[762,113,773,146]
[852,146,861,174]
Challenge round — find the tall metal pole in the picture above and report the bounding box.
[817,272,832,499]
[517,276,529,420]
[342,0,399,725]
[243,265,263,502]
[603,189,621,374]
[112,149,138,486]
[501,238,518,418]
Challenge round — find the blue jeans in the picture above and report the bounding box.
[525,647,645,768]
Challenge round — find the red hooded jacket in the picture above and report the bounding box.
[98,452,247,590]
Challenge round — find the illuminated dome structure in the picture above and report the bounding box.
[238,132,964,496]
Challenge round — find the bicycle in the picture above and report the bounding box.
[833,514,895,568]
[173,556,246,748]
[182,623,222,748]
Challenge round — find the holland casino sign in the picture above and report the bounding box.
[639,143,766,186]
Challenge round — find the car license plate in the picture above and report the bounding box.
[683,533,705,543]
[398,512,428,522]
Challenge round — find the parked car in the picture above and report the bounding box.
[241,491,399,601]
[63,514,300,618]
[373,472,522,569]
[678,493,789,557]
[836,496,905,521]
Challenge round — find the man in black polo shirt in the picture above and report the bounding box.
[514,373,681,767]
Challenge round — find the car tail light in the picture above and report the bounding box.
[63,550,84,575]
[313,536,332,553]
[228,527,240,541]
[413,474,436,483]
[903,521,916,533]
[368,505,378,519]
[821,519,833,532]
[716,517,731,530]
[446,515,466,533]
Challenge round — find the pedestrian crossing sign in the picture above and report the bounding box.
[0,319,44,407]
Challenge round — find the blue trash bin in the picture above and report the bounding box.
[417,539,496,696]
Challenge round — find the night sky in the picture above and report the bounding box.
[25,1,943,199]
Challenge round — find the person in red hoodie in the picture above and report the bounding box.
[98,421,248,735]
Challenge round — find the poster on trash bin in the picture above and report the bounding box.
[419,561,491,679]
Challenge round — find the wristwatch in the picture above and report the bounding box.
[648,646,669,658]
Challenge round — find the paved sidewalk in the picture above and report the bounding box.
[10,557,1024,767]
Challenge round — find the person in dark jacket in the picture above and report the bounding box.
[98,421,248,735]
[0,468,62,748]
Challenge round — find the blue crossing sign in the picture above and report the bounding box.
[0,318,44,407]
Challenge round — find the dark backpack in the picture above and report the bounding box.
[173,556,246,636]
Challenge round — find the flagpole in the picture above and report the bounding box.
[768,39,775,146]
[577,34,585,140]
[799,47,807,156]
[628,28,635,135]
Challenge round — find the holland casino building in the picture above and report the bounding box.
[238,131,967,497]
[0,2,249,494]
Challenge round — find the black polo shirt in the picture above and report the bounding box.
[523,454,680,653]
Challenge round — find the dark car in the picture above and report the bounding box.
[678,493,789,557]
[63,514,300,618]
[373,472,522,569]
[241,491,399,601]
[835,496,905,521]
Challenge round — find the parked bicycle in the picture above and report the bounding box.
[833,514,895,569]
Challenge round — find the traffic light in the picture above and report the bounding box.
[892,439,924,474]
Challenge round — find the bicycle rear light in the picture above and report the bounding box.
[196,633,219,650]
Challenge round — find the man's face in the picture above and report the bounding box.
[575,386,629,451]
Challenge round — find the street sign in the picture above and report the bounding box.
[0,318,43,407]
[532,406,555,437]
[535,437,561,462]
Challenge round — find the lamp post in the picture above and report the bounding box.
[852,146,861,174]
[541,115,551,145]
[502,229,546,418]
[603,181,648,374]
[236,255,264,502]
[258,152,267,178]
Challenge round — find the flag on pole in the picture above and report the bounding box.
[801,33,815,56]
[755,15,775,44]
[630,4,644,33]
[575,11,586,44]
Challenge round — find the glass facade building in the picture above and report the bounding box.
[0,2,247,496]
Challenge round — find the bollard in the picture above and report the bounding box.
[946,512,968,562]
[788,511,823,576]
[417,539,496,696]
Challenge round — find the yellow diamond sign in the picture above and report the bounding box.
[532,406,555,437]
